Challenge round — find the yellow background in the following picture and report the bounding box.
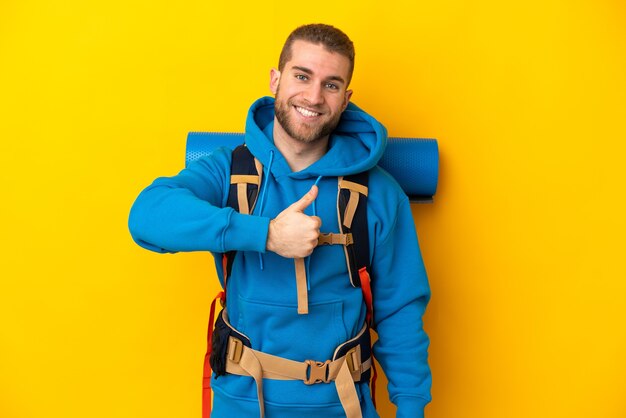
[1,1,625,417]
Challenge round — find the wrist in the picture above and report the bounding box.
[266,219,276,252]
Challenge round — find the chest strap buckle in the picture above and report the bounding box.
[318,233,354,246]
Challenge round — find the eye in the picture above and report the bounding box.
[295,74,308,81]
[325,83,339,90]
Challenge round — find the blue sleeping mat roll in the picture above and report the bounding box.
[186,132,438,203]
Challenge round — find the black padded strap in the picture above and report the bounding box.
[224,145,262,282]
[227,145,261,212]
[338,171,370,288]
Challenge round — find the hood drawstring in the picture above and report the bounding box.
[257,150,275,270]
[306,176,323,291]
[311,176,322,217]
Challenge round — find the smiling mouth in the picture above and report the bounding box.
[294,106,321,117]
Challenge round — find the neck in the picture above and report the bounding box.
[272,117,329,172]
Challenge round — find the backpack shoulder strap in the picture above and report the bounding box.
[338,172,374,325]
[337,171,377,401]
[205,144,263,418]
[227,144,263,215]
[223,144,263,283]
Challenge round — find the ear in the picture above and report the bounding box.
[269,68,281,94]
[342,89,353,110]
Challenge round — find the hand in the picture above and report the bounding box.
[266,185,321,258]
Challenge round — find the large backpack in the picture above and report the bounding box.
[202,144,377,418]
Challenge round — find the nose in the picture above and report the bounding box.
[302,83,324,106]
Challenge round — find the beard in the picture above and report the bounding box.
[274,89,343,144]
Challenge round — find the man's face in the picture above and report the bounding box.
[270,40,353,144]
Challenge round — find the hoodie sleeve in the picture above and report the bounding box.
[128,147,270,254]
[370,195,432,418]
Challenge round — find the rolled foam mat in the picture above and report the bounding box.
[186,132,438,202]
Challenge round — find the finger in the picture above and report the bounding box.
[288,185,318,213]
[310,215,322,229]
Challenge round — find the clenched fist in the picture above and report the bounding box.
[266,185,321,258]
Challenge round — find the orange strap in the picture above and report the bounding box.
[358,267,378,407]
[358,267,373,325]
[221,254,228,282]
[202,291,225,418]
[207,228,230,417]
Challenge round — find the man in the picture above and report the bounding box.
[129,24,431,418]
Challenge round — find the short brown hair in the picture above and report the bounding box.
[278,24,355,84]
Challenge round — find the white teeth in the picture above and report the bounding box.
[295,106,320,117]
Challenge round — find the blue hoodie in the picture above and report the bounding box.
[128,97,431,418]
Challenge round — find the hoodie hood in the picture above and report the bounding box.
[244,96,387,179]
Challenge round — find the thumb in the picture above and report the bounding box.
[288,185,318,213]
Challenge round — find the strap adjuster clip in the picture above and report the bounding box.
[227,337,244,364]
[345,346,362,374]
[304,359,331,384]
[345,233,354,245]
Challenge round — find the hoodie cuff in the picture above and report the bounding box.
[394,396,430,418]
[223,211,270,253]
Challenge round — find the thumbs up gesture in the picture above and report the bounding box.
[266,185,321,258]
